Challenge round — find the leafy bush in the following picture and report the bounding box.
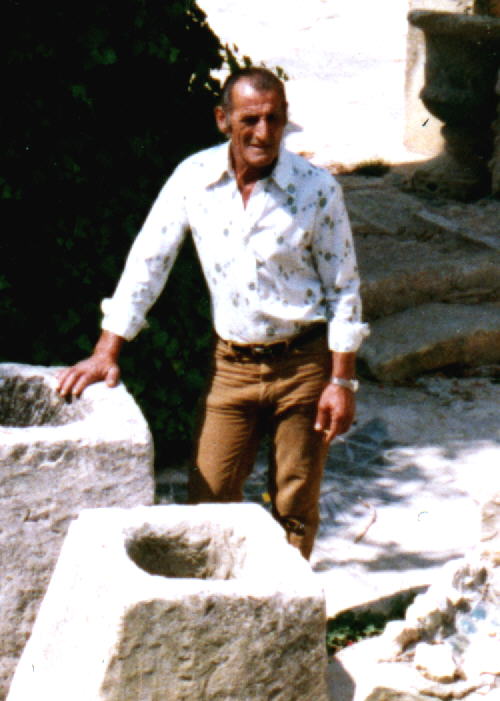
[326,610,387,655]
[1,0,226,467]
[325,594,416,656]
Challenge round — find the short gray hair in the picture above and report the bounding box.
[219,67,287,113]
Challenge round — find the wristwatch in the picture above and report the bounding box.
[330,376,359,393]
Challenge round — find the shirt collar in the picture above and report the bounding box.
[203,141,294,191]
[270,145,295,192]
[202,142,233,188]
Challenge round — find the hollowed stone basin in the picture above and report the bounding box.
[126,529,238,580]
[0,373,85,427]
[7,504,329,701]
[0,363,154,699]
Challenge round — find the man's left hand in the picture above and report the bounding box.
[314,383,355,443]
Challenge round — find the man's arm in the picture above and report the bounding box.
[314,351,356,443]
[56,330,124,397]
[56,161,190,398]
[311,176,369,443]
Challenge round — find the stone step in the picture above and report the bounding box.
[343,183,423,237]
[356,236,500,320]
[342,178,500,252]
[358,302,500,381]
[413,207,500,252]
[341,179,500,322]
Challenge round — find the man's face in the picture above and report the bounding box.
[216,79,287,178]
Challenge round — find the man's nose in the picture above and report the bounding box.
[255,118,271,141]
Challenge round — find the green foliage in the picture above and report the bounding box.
[1,0,224,468]
[326,611,386,655]
[325,595,414,656]
[224,44,290,82]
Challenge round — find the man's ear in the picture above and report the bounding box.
[215,106,231,136]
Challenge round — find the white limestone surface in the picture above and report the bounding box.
[198,0,421,167]
[7,504,329,701]
[0,363,154,699]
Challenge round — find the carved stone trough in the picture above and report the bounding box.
[7,504,329,701]
[0,363,154,699]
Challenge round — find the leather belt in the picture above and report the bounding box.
[221,323,326,361]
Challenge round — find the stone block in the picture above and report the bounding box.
[359,303,500,381]
[7,504,329,701]
[0,364,154,699]
[357,235,500,321]
[346,188,422,238]
[411,207,500,251]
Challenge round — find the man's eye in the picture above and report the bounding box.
[243,117,258,126]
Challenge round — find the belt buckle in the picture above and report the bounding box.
[252,345,269,356]
[254,341,288,358]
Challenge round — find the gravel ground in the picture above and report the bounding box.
[157,374,500,616]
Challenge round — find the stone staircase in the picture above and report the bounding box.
[338,171,500,381]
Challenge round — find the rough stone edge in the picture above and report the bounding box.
[8,504,329,701]
[0,363,153,446]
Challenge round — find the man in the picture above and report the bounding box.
[57,68,368,559]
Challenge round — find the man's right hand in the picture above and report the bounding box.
[56,331,124,398]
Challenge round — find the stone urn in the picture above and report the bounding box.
[408,10,500,200]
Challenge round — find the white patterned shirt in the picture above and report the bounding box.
[101,142,369,352]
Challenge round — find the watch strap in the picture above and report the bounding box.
[330,376,359,393]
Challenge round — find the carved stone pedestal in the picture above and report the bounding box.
[408,10,500,200]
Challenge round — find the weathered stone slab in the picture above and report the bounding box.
[357,235,500,320]
[412,207,500,251]
[7,504,329,701]
[359,303,500,380]
[0,364,154,700]
[344,181,499,250]
[341,178,500,321]
[345,189,422,237]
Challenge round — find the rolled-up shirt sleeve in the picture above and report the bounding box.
[101,168,189,340]
[313,181,369,353]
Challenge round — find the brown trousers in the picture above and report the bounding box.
[188,334,330,559]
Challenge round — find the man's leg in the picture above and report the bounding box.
[188,341,264,503]
[268,340,331,559]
